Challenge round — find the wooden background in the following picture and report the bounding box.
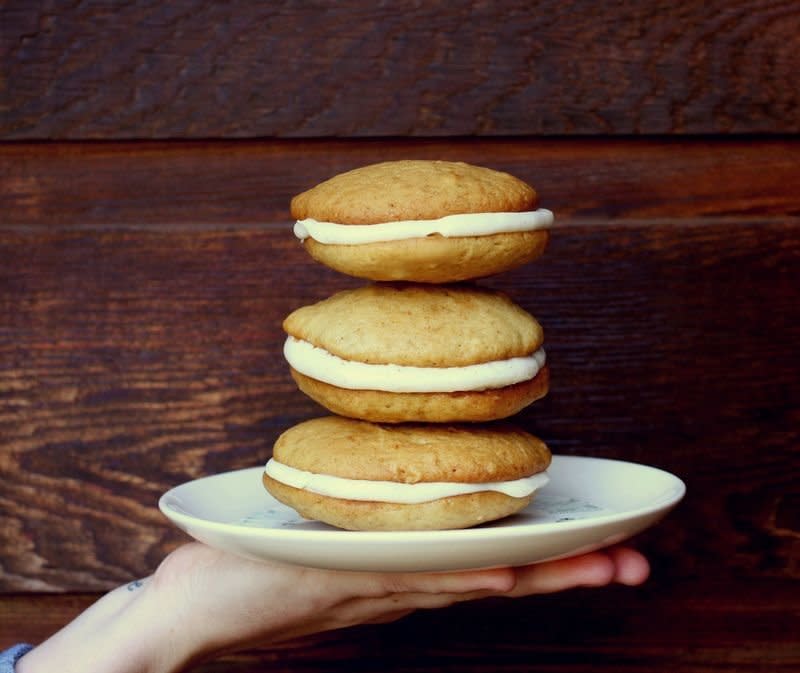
[1,1,799,671]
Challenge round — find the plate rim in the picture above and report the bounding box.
[158,454,686,542]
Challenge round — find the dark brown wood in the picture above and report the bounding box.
[1,220,798,594]
[3,580,799,671]
[3,1,800,139]
[3,2,798,668]
[2,138,799,227]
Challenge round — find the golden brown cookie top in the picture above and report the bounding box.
[283,283,543,367]
[272,416,551,483]
[290,160,537,224]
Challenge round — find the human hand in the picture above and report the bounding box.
[18,542,649,673]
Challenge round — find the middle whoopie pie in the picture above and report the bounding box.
[283,283,549,423]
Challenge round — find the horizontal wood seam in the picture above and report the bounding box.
[1,216,799,233]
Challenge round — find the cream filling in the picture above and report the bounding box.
[294,209,554,245]
[284,336,546,393]
[265,458,549,504]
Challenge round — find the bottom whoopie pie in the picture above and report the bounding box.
[263,416,551,531]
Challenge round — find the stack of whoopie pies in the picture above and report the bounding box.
[263,160,555,530]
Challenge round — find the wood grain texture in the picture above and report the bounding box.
[3,581,799,670]
[2,138,799,227]
[1,220,798,593]
[2,0,799,139]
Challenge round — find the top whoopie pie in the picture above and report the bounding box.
[291,160,553,283]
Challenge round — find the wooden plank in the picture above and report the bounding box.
[1,138,799,227]
[1,220,798,592]
[2,581,798,670]
[2,1,799,139]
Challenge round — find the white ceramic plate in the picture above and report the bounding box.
[159,455,685,572]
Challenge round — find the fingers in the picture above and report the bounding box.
[341,546,648,606]
[504,546,649,597]
[345,565,517,601]
[332,587,501,629]
[286,546,650,637]
[505,551,615,597]
[607,546,650,585]
[327,567,517,629]
[392,566,518,595]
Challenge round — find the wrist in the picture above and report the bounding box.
[115,578,197,673]
[17,579,196,673]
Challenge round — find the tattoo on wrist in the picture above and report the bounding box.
[127,579,145,592]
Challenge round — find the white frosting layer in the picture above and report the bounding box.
[294,209,554,245]
[284,337,546,393]
[265,458,550,504]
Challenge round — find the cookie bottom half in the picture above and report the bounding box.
[263,473,533,531]
[290,366,549,423]
[303,230,549,283]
